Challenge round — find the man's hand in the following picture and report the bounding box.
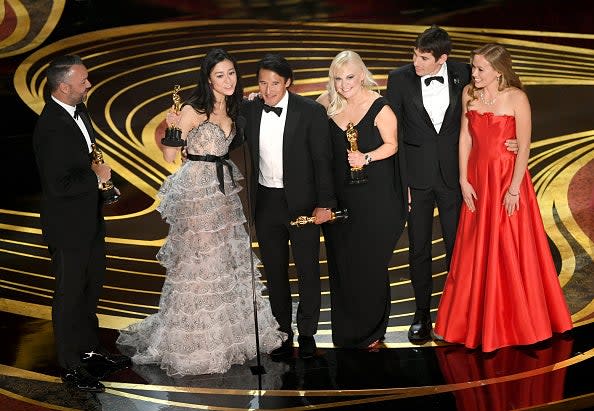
[91,163,111,183]
[312,207,332,224]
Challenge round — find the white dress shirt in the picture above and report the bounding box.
[52,96,93,153]
[258,91,289,188]
[420,62,450,133]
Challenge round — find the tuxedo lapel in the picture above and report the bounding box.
[282,92,300,162]
[77,105,96,144]
[250,100,263,172]
[441,66,461,130]
[408,68,434,130]
[50,99,90,153]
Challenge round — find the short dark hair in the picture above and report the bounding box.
[415,25,452,58]
[46,54,84,92]
[256,53,294,84]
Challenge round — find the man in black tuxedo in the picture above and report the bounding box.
[386,27,469,343]
[33,55,129,392]
[387,27,517,343]
[242,54,336,359]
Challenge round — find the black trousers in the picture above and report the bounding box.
[255,185,321,337]
[49,232,105,369]
[408,178,461,315]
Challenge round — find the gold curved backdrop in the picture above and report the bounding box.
[4,20,594,347]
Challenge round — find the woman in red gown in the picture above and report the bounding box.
[433,44,572,352]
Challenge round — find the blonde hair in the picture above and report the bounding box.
[326,50,377,117]
[467,43,523,107]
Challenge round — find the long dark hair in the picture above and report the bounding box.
[185,48,244,120]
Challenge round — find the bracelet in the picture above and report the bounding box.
[364,153,372,165]
[507,189,519,196]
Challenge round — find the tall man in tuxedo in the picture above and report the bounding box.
[386,26,470,343]
[33,55,129,392]
[387,27,517,343]
[242,54,336,359]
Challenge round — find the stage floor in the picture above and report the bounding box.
[1,1,593,410]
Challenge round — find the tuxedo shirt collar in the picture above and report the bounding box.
[420,62,448,88]
[51,95,77,117]
[51,96,93,151]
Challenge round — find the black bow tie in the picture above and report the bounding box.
[263,104,282,117]
[73,103,86,120]
[424,76,444,86]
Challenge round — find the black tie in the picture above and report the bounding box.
[424,76,444,86]
[263,104,282,117]
[73,103,86,119]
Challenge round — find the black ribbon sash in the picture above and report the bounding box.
[186,153,236,194]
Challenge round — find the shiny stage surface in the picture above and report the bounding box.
[1,1,594,410]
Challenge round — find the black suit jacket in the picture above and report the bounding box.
[386,62,471,190]
[33,98,104,248]
[241,92,336,218]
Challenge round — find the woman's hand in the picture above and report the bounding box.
[460,180,477,212]
[347,150,366,168]
[503,188,520,216]
[166,109,181,128]
[246,92,261,101]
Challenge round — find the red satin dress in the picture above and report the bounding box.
[433,111,573,352]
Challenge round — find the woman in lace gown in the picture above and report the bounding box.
[317,51,405,349]
[433,44,572,352]
[117,49,285,376]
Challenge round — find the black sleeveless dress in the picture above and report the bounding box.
[325,97,404,348]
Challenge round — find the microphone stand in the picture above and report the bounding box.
[237,117,266,383]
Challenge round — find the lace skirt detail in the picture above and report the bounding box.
[117,160,285,376]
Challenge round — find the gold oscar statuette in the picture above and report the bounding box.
[290,208,349,227]
[346,122,368,185]
[91,143,120,205]
[161,84,185,147]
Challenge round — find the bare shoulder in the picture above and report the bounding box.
[506,87,528,101]
[316,92,330,108]
[504,87,530,110]
[180,104,206,126]
[461,84,473,102]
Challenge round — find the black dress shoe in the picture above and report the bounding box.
[62,366,105,393]
[81,349,132,369]
[270,337,294,358]
[297,335,316,359]
[408,317,433,343]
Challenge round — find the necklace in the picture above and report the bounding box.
[479,90,498,106]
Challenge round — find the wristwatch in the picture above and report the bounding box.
[364,153,372,165]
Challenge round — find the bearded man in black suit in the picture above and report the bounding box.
[33,55,129,392]
[387,27,517,343]
[241,54,336,359]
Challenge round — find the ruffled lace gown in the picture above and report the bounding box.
[117,121,285,376]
